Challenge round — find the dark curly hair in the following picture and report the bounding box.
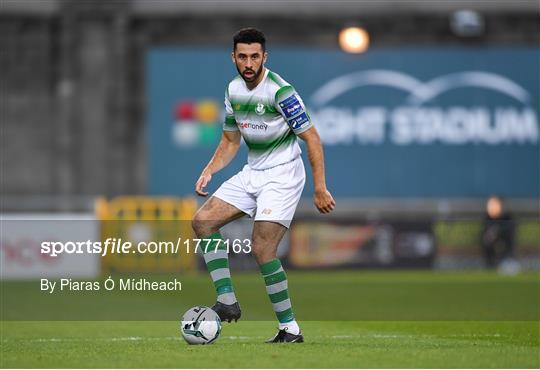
[233,28,266,52]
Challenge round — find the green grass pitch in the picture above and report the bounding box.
[1,271,539,368]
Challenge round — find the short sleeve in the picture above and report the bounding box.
[223,89,239,132]
[275,85,313,135]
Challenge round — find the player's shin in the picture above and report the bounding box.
[201,232,237,305]
[259,258,300,335]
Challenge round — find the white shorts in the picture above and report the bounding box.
[213,157,306,228]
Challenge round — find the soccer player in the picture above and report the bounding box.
[192,27,335,343]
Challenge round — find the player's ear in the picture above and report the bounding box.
[231,51,235,64]
[263,51,268,64]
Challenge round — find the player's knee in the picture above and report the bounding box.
[192,209,220,237]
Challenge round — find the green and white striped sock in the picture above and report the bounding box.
[260,259,299,333]
[201,232,237,305]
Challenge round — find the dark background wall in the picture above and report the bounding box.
[1,0,539,211]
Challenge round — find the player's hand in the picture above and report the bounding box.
[314,188,336,214]
[195,170,212,196]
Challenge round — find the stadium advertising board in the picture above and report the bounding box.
[0,214,99,279]
[288,221,435,269]
[147,48,539,198]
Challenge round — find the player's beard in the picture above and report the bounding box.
[237,64,264,83]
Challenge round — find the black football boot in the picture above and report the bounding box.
[211,301,241,323]
[266,328,304,343]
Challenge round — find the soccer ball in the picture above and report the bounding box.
[180,306,221,345]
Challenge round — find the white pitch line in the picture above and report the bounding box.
[1,333,507,343]
[2,336,261,343]
[110,336,145,341]
[331,334,413,339]
[368,334,412,338]
[332,333,508,340]
[2,337,181,343]
[223,336,255,340]
[446,333,504,338]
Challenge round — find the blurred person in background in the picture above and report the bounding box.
[481,195,516,269]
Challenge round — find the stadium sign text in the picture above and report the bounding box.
[310,70,539,146]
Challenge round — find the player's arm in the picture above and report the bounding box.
[275,85,335,213]
[195,89,241,196]
[195,130,241,196]
[297,127,336,214]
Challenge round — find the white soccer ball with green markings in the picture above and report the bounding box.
[180,306,221,345]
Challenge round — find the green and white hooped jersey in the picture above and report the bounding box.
[223,68,313,170]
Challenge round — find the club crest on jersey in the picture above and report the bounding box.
[255,102,266,115]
